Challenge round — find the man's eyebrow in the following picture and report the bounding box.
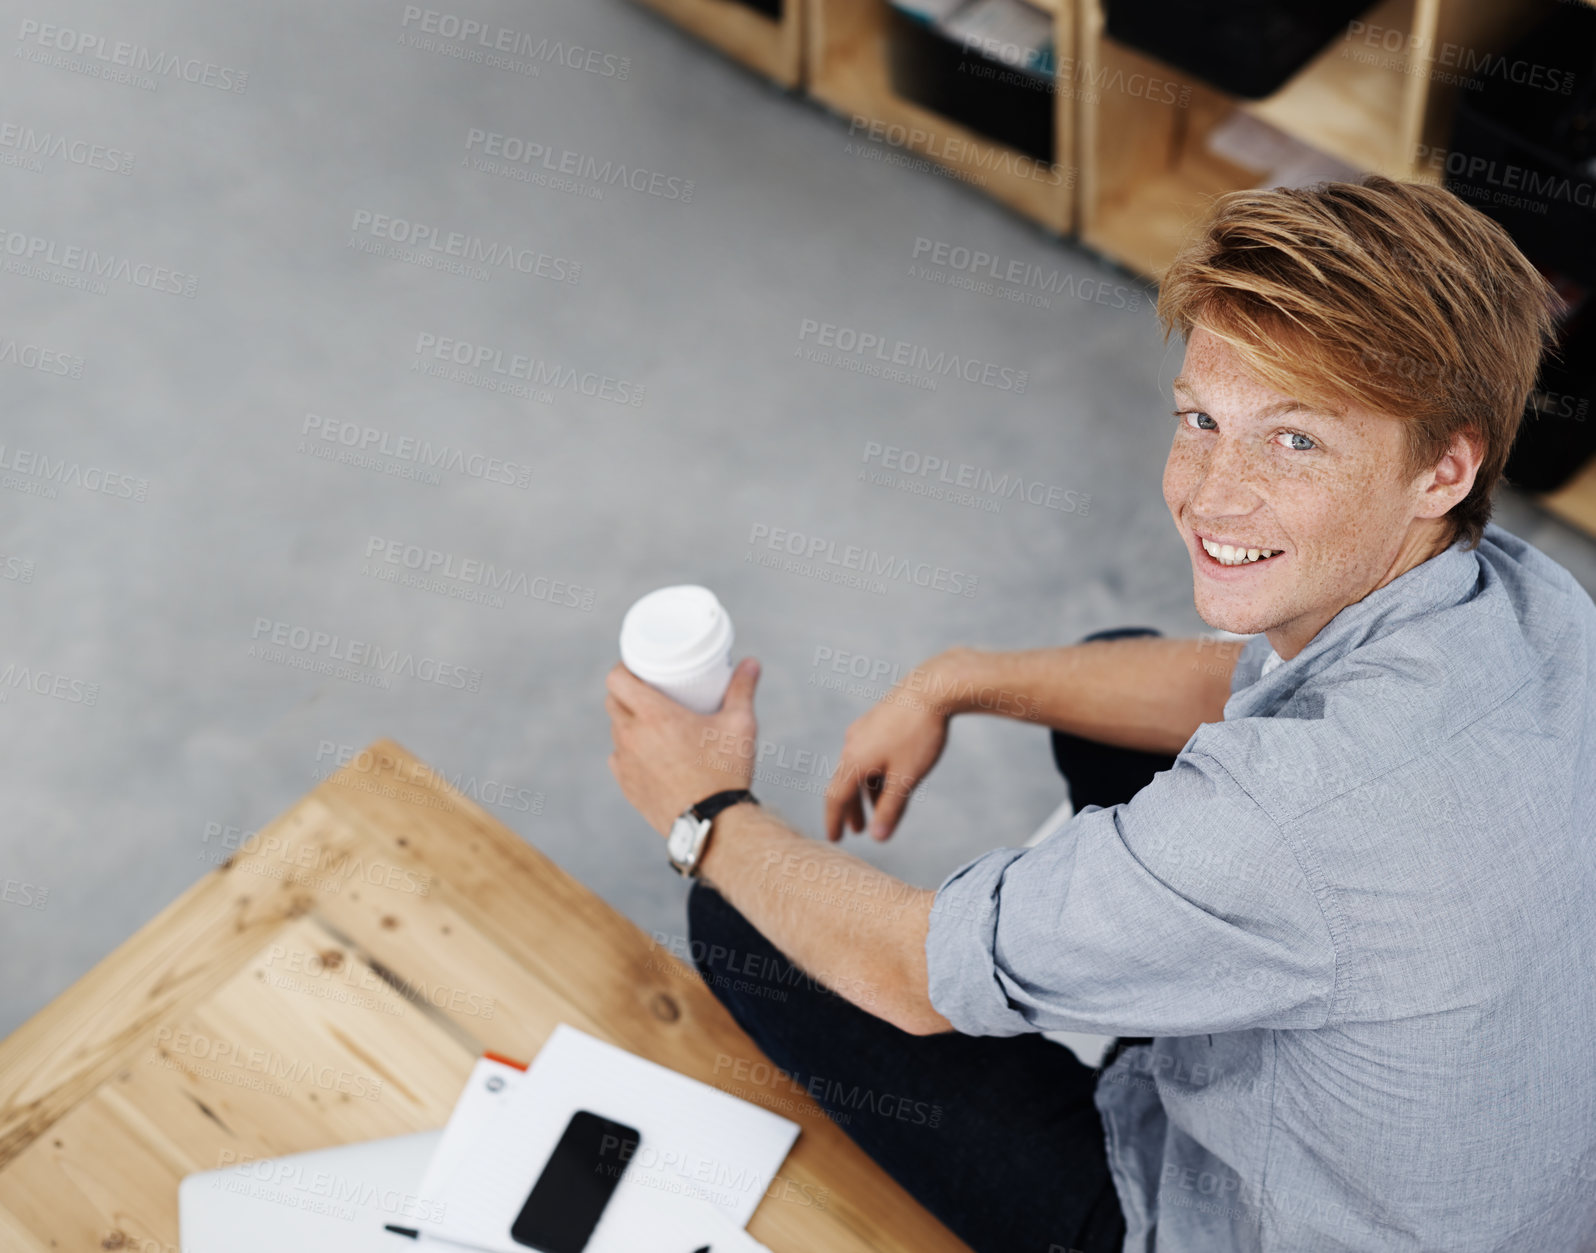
[1171,378,1323,420]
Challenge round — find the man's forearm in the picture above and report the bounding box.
[932,635,1240,754]
[694,801,952,1036]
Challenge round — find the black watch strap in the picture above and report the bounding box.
[690,788,758,822]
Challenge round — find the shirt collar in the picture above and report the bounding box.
[1224,535,1480,721]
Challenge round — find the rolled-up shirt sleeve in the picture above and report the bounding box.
[925,746,1340,1038]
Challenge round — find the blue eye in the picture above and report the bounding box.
[1176,410,1216,430]
[1277,431,1315,451]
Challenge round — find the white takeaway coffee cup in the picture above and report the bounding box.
[619,585,736,714]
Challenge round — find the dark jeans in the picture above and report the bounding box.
[687,628,1176,1253]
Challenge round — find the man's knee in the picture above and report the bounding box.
[1051,627,1176,802]
[1052,628,1162,769]
[685,878,769,989]
[685,879,805,1047]
[1077,626,1162,645]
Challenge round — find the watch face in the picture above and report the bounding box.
[667,813,703,864]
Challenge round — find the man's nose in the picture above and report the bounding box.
[1188,438,1262,519]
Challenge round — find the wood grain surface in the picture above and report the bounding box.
[0,738,974,1253]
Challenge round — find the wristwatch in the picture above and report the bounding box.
[666,788,758,878]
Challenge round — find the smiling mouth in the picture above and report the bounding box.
[1197,535,1284,567]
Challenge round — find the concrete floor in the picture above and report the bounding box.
[3,0,1594,1041]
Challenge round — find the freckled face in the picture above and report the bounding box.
[1162,327,1436,658]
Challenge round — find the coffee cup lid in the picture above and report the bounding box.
[619,585,733,677]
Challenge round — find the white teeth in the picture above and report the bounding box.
[1201,538,1281,566]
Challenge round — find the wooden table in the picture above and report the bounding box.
[0,739,973,1252]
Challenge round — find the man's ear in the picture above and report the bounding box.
[1414,427,1485,519]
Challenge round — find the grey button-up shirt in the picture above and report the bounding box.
[926,522,1596,1251]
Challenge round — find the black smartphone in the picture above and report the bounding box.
[510,1109,642,1252]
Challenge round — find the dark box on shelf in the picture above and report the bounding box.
[1442,4,1596,287]
[1440,4,1596,491]
[1506,292,1596,494]
[883,3,1054,165]
[1103,0,1377,99]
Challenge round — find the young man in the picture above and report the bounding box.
[604,176,1596,1251]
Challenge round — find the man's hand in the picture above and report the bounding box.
[823,668,953,843]
[605,657,761,836]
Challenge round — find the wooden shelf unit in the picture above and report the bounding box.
[642,0,1596,544]
[1542,454,1596,540]
[807,0,1075,234]
[632,0,803,88]
[1075,0,1548,280]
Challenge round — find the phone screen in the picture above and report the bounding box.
[510,1109,641,1252]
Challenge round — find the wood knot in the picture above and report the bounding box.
[650,992,680,1022]
[316,949,344,971]
[380,915,399,930]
